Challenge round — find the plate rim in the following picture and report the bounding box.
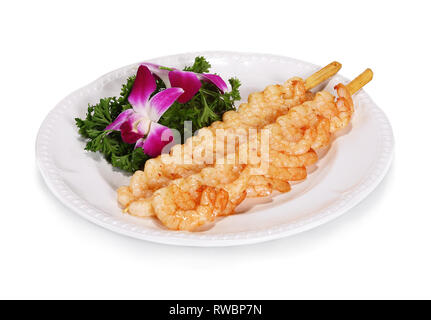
[35,51,394,247]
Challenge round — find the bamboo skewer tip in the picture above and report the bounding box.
[346,68,373,95]
[305,61,342,91]
[329,61,342,69]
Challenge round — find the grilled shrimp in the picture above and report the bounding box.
[268,85,354,155]
[126,163,246,218]
[120,78,309,202]
[270,150,318,167]
[117,186,134,208]
[247,176,291,197]
[152,184,228,231]
[123,83,356,231]
[152,166,252,230]
[246,149,314,197]
[331,84,354,132]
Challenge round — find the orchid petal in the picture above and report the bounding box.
[168,70,202,103]
[128,65,156,113]
[135,138,145,150]
[105,109,134,131]
[141,63,171,87]
[198,73,228,93]
[140,62,162,71]
[148,87,184,122]
[119,113,145,144]
[140,123,174,157]
[134,119,152,138]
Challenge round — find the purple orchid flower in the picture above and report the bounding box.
[105,65,183,157]
[141,62,228,103]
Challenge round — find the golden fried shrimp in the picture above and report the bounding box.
[202,85,353,208]
[268,93,328,154]
[246,149,310,198]
[270,150,318,167]
[242,84,354,202]
[331,84,354,132]
[247,176,274,197]
[267,84,355,156]
[246,176,291,197]
[265,166,307,181]
[117,186,134,208]
[246,166,305,197]
[120,78,308,202]
[124,84,356,230]
[152,185,228,231]
[217,167,251,215]
[125,163,246,218]
[311,117,331,149]
[129,163,306,228]
[270,179,292,193]
[119,65,375,232]
[151,165,253,230]
[127,198,154,217]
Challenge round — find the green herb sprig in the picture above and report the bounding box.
[75,57,241,173]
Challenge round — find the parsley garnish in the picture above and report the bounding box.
[75,57,241,173]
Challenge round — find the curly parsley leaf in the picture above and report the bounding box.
[75,56,241,173]
[183,56,211,73]
[111,148,150,173]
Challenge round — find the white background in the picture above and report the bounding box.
[1,0,430,299]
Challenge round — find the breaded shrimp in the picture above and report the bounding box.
[127,163,246,218]
[121,63,375,232]
[152,167,252,230]
[270,150,318,167]
[331,84,354,132]
[125,83,356,231]
[247,176,291,197]
[151,185,226,231]
[120,78,309,203]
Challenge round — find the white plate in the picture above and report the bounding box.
[36,51,394,247]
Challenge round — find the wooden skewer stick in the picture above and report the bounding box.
[346,68,373,95]
[305,61,342,90]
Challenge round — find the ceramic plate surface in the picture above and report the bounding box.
[36,51,394,246]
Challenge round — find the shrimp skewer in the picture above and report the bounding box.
[119,62,342,206]
[244,69,372,198]
[126,69,372,230]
